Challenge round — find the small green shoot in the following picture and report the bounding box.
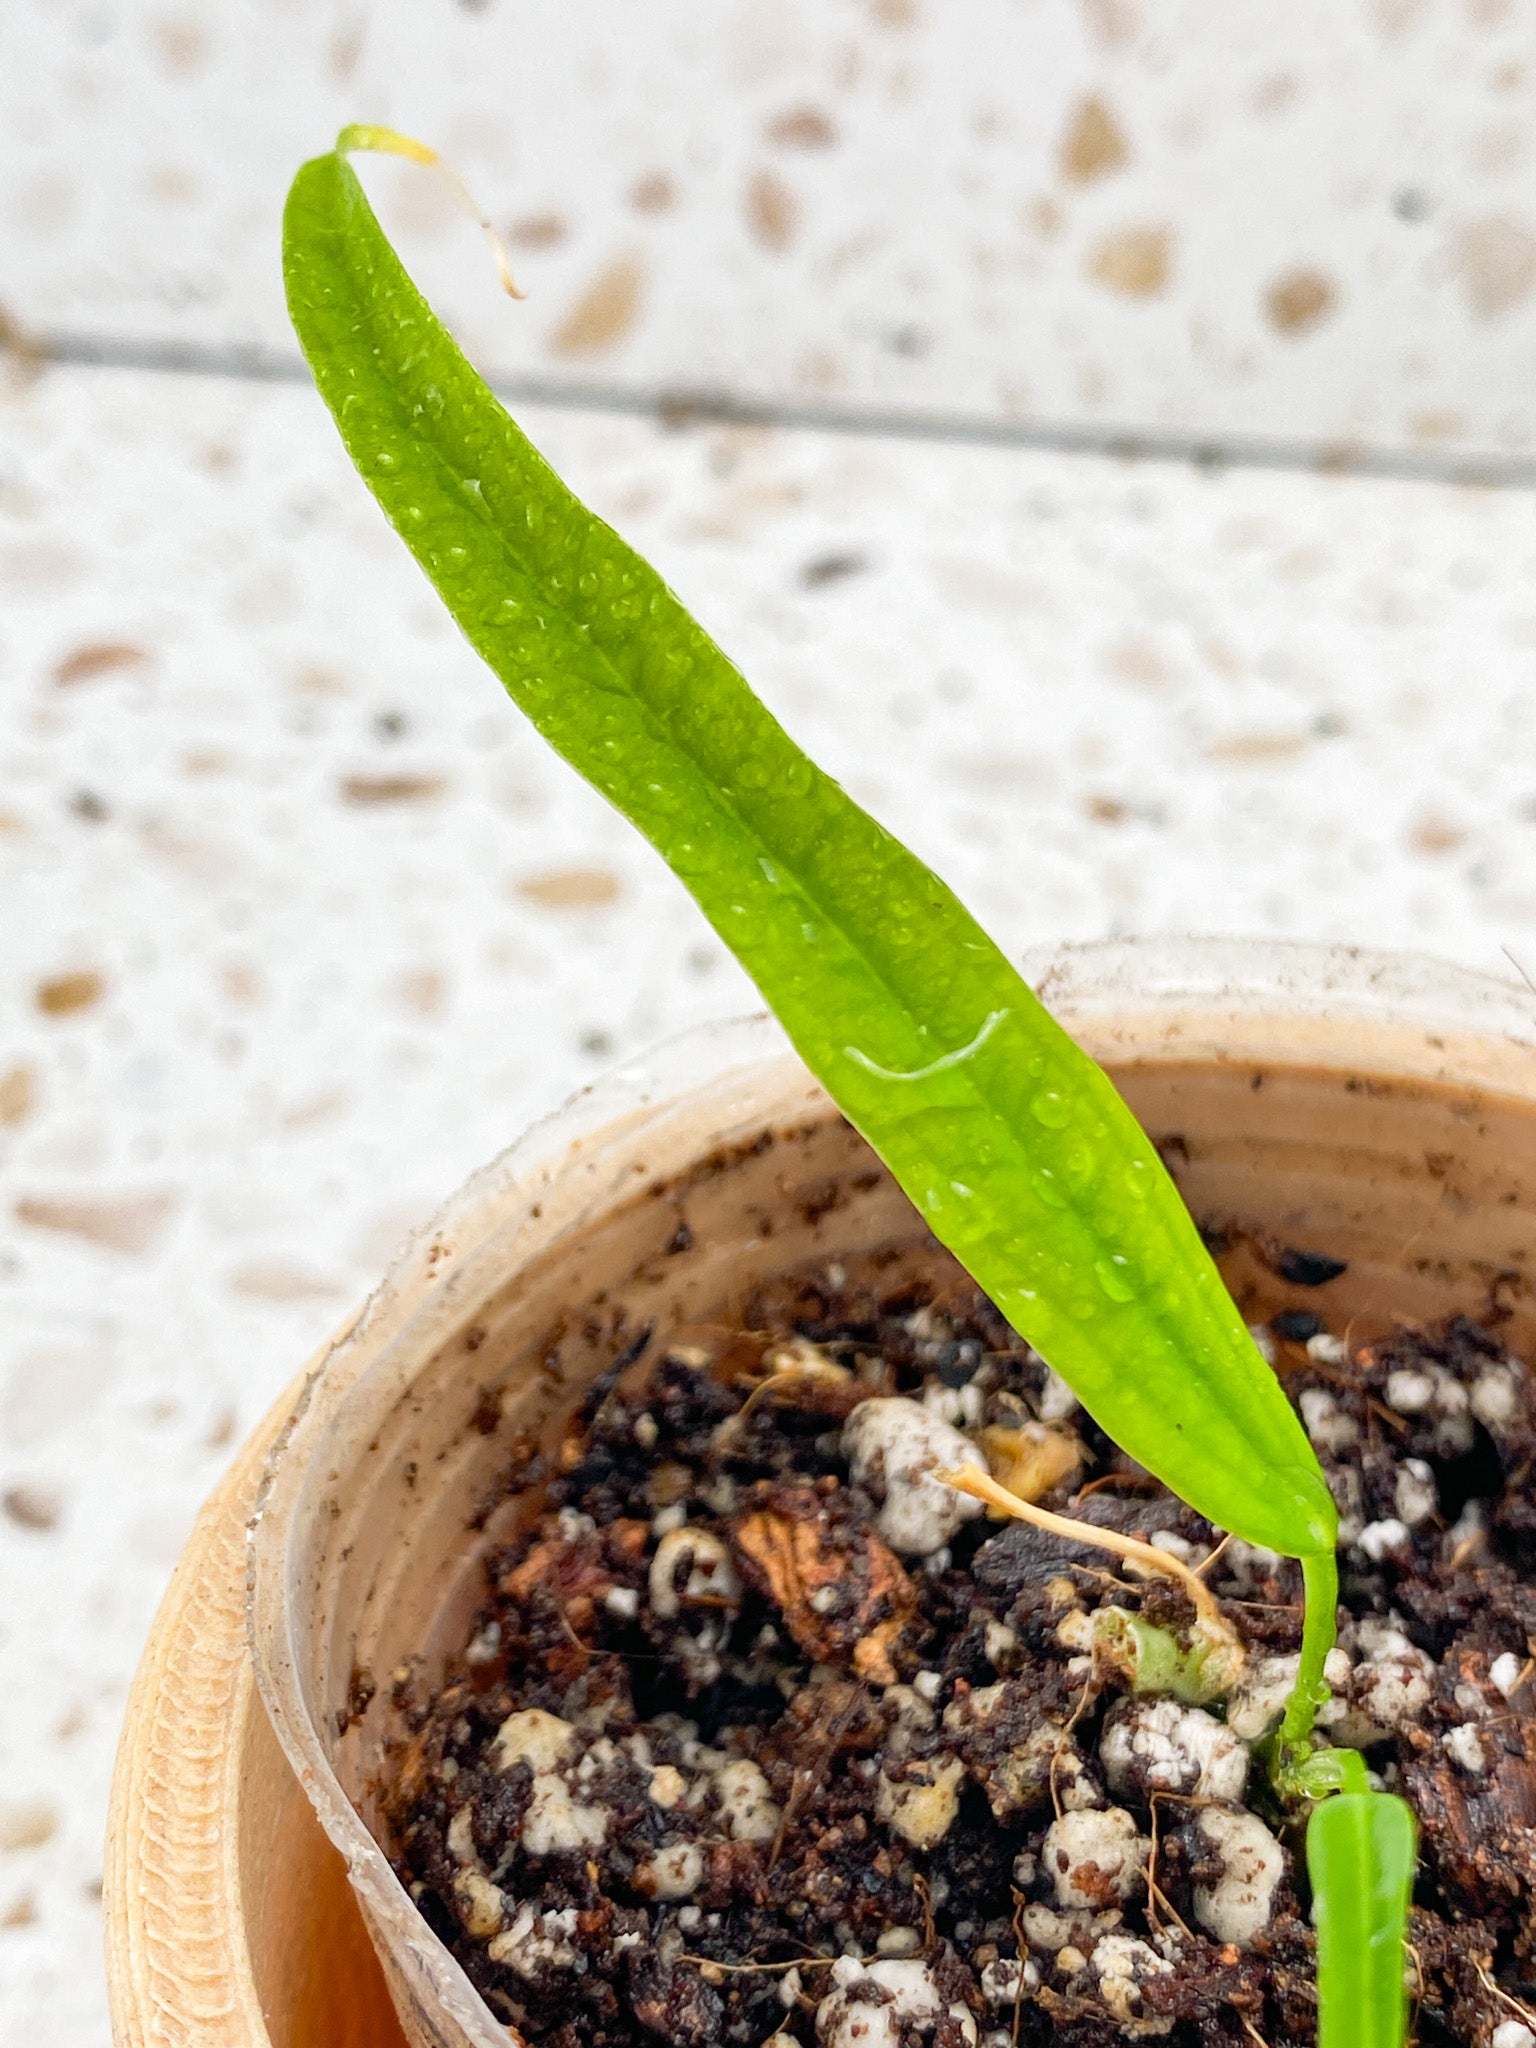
[1308,1792,1417,2048]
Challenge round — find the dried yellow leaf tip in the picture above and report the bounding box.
[335,125,525,299]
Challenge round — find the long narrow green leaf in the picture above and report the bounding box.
[282,146,1335,1567]
[1308,1793,1416,2048]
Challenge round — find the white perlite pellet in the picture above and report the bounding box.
[1042,1808,1149,1909]
[488,1903,580,1976]
[1101,1699,1249,1803]
[816,1958,978,2048]
[640,1840,705,1900]
[1299,1387,1360,1455]
[648,1526,742,1619]
[1318,1620,1433,1746]
[1091,1934,1174,2031]
[1444,1724,1488,1774]
[841,1398,986,1556]
[446,1804,477,1866]
[453,1868,506,1940]
[877,1756,965,1849]
[493,1708,577,1775]
[1227,1654,1303,1743]
[980,1956,1040,2006]
[648,1764,686,1809]
[1472,1367,1519,1428]
[1395,1458,1439,1528]
[1192,1807,1286,1947]
[1038,1369,1079,1422]
[876,1927,924,1958]
[1227,1648,1349,1743]
[1384,1368,1436,1414]
[714,1758,781,1843]
[922,1379,985,1429]
[1355,1518,1412,1563]
[882,1683,938,1757]
[984,1619,1018,1669]
[1491,1652,1525,1698]
[522,1773,608,1856]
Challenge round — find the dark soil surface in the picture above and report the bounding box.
[384,1244,1536,2048]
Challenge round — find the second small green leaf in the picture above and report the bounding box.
[1308,1791,1417,2048]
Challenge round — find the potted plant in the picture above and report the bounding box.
[105,135,1536,2048]
[108,946,1536,2048]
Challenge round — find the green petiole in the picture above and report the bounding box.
[1279,1550,1342,1770]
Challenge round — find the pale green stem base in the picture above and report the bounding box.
[1273,1549,1364,1796]
[1284,1548,1340,1748]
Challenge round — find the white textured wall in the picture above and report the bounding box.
[11,0,1536,461]
[3,4,1536,2042]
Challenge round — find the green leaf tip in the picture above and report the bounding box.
[280,149,1338,1576]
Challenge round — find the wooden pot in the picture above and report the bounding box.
[104,940,1536,2048]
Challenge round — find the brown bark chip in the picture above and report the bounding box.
[733,1481,915,1683]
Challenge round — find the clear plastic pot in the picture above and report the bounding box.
[246,937,1536,2048]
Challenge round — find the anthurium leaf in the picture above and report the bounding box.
[1308,1792,1417,2048]
[282,145,1336,1569]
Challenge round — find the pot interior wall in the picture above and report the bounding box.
[258,1045,1536,2048]
[1123,1057,1535,1351]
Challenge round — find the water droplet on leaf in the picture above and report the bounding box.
[1095,1256,1137,1302]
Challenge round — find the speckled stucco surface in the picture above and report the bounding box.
[11,0,1536,459]
[4,5,1536,2044]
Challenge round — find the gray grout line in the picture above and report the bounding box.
[35,327,1536,490]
